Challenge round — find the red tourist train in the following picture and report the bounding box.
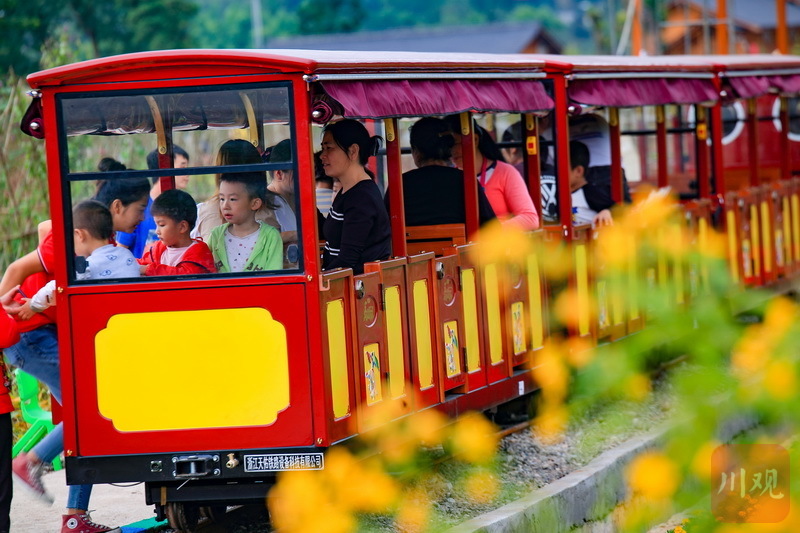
[17,50,800,530]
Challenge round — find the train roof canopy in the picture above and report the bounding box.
[26,49,556,89]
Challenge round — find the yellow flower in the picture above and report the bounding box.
[407,408,448,447]
[313,448,400,514]
[538,240,574,281]
[468,221,532,267]
[376,432,418,465]
[463,469,499,504]
[764,359,796,401]
[627,451,679,501]
[691,440,720,481]
[624,373,651,401]
[731,327,771,377]
[554,288,587,332]
[449,411,498,464]
[763,296,797,342]
[532,402,568,445]
[563,336,595,368]
[395,488,431,533]
[531,343,569,403]
[269,471,354,533]
[596,224,635,268]
[674,526,685,533]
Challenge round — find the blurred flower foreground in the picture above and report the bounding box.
[269,189,800,532]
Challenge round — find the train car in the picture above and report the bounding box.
[17,50,800,531]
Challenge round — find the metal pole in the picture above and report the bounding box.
[777,0,789,53]
[716,0,729,54]
[632,0,642,55]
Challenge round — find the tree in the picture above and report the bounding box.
[66,0,198,57]
[0,0,61,75]
[296,0,365,35]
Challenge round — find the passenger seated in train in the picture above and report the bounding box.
[569,113,632,207]
[194,140,284,242]
[117,144,191,259]
[446,116,539,230]
[138,189,216,276]
[30,200,142,313]
[314,151,335,217]
[208,172,283,273]
[320,119,391,275]
[501,121,526,178]
[266,139,298,241]
[385,117,495,226]
[569,141,613,229]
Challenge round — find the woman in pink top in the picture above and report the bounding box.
[448,117,539,231]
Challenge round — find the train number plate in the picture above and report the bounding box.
[243,453,324,472]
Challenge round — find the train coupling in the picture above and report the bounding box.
[171,454,221,479]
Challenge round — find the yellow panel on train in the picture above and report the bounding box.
[96,308,290,431]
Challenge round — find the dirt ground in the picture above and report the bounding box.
[11,468,156,532]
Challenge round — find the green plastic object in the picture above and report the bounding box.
[11,369,62,471]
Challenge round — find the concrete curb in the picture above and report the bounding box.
[446,426,668,533]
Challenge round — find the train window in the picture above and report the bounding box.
[57,82,301,283]
[721,102,745,145]
[771,97,800,142]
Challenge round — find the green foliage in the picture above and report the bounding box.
[297,0,365,35]
[0,0,60,75]
[0,74,49,271]
[67,0,199,57]
[0,0,199,75]
[507,4,565,30]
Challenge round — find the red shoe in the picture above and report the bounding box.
[11,452,53,503]
[61,513,120,533]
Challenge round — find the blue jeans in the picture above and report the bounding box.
[4,325,61,403]
[5,325,92,510]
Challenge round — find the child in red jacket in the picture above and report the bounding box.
[139,189,216,276]
[0,311,19,533]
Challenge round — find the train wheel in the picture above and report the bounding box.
[165,502,199,532]
[199,505,227,523]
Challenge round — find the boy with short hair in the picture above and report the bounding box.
[29,200,141,312]
[138,189,215,276]
[569,140,613,229]
[209,172,282,273]
[117,145,191,258]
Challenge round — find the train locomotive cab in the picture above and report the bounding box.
[25,54,324,523]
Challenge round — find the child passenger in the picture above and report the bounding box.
[29,200,141,312]
[138,189,216,276]
[208,172,282,273]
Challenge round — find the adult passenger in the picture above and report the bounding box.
[314,151,335,217]
[194,139,283,241]
[447,116,539,231]
[320,119,391,274]
[386,117,495,226]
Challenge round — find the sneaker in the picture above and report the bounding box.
[11,452,53,504]
[61,513,120,533]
